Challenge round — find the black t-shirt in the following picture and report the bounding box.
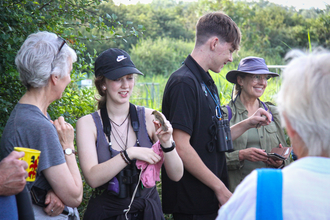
[161,55,228,215]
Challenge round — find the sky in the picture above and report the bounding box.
[113,0,329,10]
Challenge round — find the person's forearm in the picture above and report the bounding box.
[0,179,7,196]
[230,119,252,140]
[176,144,226,193]
[231,108,272,140]
[62,142,83,194]
[173,129,232,204]
[82,154,128,188]
[177,145,231,205]
[163,149,183,182]
[65,154,83,202]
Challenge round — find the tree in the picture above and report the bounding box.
[0,0,142,135]
[130,37,194,77]
[80,0,196,59]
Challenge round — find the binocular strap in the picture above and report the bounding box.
[123,168,143,220]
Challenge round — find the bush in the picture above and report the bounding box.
[0,71,26,136]
[130,37,194,77]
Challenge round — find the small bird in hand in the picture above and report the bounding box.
[152,110,168,131]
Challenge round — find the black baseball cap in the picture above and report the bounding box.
[94,48,143,80]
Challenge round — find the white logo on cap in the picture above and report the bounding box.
[116,55,127,62]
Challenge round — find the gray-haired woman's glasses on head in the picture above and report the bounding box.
[50,36,66,71]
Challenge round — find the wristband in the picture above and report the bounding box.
[123,150,133,164]
[120,151,130,165]
[160,141,176,153]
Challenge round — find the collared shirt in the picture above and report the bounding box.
[221,96,289,192]
[162,55,228,215]
[216,156,330,220]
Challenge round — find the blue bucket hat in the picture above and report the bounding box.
[226,57,279,84]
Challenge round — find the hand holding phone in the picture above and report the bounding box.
[267,147,292,161]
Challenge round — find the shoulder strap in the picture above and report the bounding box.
[129,103,140,146]
[226,105,232,121]
[261,101,269,112]
[261,101,273,121]
[100,103,140,147]
[256,169,283,220]
[100,105,112,147]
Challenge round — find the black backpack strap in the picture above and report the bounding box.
[129,103,140,146]
[100,103,140,147]
[100,105,112,148]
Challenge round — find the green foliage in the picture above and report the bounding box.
[198,0,330,58]
[79,0,196,57]
[0,72,26,135]
[130,37,194,77]
[49,74,96,126]
[72,0,330,79]
[76,0,146,61]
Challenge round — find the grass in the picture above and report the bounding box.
[130,74,168,111]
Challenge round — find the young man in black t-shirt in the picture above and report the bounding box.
[162,11,272,220]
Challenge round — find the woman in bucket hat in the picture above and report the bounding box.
[221,57,290,192]
[76,48,183,220]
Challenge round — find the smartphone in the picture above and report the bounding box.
[267,153,286,160]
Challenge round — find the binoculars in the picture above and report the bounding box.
[213,117,234,152]
[107,161,141,199]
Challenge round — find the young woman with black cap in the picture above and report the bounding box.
[76,48,183,220]
[221,56,290,192]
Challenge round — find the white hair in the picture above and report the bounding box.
[277,49,330,156]
[15,31,77,89]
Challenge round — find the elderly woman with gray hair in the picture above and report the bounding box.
[0,31,83,219]
[217,50,330,219]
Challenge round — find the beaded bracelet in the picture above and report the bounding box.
[123,150,133,164]
[120,150,130,165]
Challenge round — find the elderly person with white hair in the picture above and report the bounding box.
[0,31,83,219]
[216,50,330,219]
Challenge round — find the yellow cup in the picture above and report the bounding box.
[14,147,41,182]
